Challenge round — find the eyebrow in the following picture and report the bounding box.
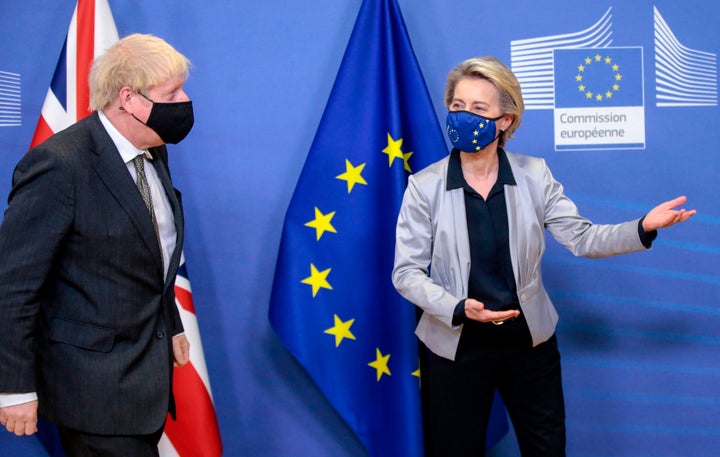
[453,98,489,109]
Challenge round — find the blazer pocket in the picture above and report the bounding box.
[49,318,115,353]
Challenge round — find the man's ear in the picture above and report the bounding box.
[118,86,135,112]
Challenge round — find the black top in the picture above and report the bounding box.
[445,148,656,347]
[447,148,519,314]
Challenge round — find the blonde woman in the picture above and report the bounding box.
[393,56,694,456]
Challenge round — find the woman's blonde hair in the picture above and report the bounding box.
[444,56,524,146]
[89,33,190,110]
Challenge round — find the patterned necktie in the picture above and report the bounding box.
[133,154,163,265]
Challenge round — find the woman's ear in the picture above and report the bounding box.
[501,114,514,132]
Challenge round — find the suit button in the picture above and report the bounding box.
[156,331,165,339]
[520,294,527,302]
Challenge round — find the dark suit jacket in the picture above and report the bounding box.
[0,112,184,435]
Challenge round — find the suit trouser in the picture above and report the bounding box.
[57,425,163,457]
[422,325,566,457]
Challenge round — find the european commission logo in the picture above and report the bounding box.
[510,6,717,151]
[0,70,22,127]
[553,47,645,150]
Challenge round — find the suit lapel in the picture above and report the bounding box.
[149,146,184,290]
[86,113,165,276]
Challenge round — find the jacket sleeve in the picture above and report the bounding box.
[539,159,646,257]
[392,174,461,329]
[0,148,74,392]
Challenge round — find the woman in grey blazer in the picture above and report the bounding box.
[392,56,695,457]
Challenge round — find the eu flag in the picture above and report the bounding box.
[554,47,644,108]
[268,0,446,455]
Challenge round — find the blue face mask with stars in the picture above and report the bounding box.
[446,110,503,152]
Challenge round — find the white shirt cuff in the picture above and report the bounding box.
[0,392,38,408]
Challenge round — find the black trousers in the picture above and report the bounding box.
[422,329,566,457]
[57,425,163,457]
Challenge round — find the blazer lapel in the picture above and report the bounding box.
[148,146,184,290]
[87,114,165,275]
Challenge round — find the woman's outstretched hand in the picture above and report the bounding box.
[642,196,696,232]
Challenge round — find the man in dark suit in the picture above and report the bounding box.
[0,33,194,457]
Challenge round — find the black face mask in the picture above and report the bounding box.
[132,92,194,144]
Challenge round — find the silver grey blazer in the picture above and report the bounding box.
[392,150,647,361]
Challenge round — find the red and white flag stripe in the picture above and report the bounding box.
[160,254,223,457]
[31,1,222,456]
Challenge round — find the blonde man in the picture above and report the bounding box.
[0,34,194,457]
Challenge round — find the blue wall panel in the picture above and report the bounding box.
[0,1,717,455]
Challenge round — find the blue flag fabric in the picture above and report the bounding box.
[269,0,445,455]
[36,418,64,457]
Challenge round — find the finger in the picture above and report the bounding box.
[492,309,520,318]
[466,298,484,310]
[14,422,26,436]
[665,195,688,209]
[174,344,190,366]
[181,341,190,363]
[175,355,188,367]
[22,419,37,436]
[483,310,520,322]
[681,210,697,221]
[502,311,520,320]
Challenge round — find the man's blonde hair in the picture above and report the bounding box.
[89,33,190,110]
[444,56,524,146]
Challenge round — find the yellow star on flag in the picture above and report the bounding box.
[336,159,367,193]
[304,207,337,240]
[402,151,413,173]
[301,263,332,297]
[368,348,391,381]
[382,133,404,167]
[324,314,356,347]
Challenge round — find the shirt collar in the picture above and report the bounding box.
[98,109,152,163]
[446,147,516,191]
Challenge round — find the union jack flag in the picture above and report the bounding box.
[160,255,223,457]
[30,0,117,148]
[30,1,222,456]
